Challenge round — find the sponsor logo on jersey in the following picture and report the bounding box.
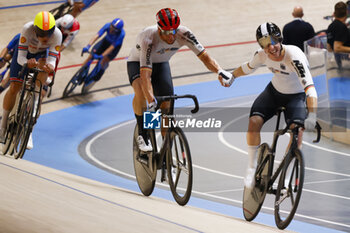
[292,60,305,78]
[20,36,26,44]
[156,47,178,54]
[183,31,199,45]
[146,44,153,65]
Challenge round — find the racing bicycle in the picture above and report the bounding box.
[62,51,103,98]
[49,1,73,19]
[133,94,199,206]
[242,107,321,229]
[2,65,54,159]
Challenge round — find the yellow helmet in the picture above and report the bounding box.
[33,11,56,37]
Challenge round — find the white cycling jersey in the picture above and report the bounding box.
[242,45,317,97]
[56,17,80,48]
[128,25,205,68]
[18,22,62,68]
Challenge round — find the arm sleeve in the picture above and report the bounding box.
[139,37,153,69]
[47,30,62,68]
[97,23,109,37]
[178,26,205,56]
[7,33,20,51]
[113,30,125,47]
[17,28,30,66]
[241,50,265,74]
[290,52,317,98]
[62,30,79,47]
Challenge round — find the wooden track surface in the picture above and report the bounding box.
[0,0,339,114]
[0,1,342,232]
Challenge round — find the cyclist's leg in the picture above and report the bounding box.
[245,83,277,187]
[151,62,174,137]
[285,93,307,149]
[128,61,151,151]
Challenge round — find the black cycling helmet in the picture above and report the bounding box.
[256,22,283,48]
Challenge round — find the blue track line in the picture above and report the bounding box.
[0,1,64,10]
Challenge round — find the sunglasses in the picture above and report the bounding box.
[258,36,280,49]
[159,27,178,35]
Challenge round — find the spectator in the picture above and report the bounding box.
[327,1,350,53]
[282,6,315,51]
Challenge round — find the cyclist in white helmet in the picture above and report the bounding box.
[219,22,318,188]
[56,14,80,52]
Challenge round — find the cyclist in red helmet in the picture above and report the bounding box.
[128,8,231,152]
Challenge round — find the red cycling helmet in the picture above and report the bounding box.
[156,8,180,31]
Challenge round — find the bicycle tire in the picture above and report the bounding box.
[132,124,157,196]
[274,148,304,229]
[2,119,16,155]
[243,143,270,221]
[166,127,193,206]
[81,80,96,95]
[62,66,88,98]
[12,92,35,159]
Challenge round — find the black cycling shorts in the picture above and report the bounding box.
[250,82,307,125]
[127,61,174,96]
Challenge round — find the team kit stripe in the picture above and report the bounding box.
[140,66,152,71]
[304,84,315,92]
[18,46,28,50]
[49,52,59,58]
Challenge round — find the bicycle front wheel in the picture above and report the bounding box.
[132,124,157,196]
[62,66,88,98]
[166,127,193,206]
[274,148,304,229]
[243,143,270,221]
[2,118,16,155]
[12,92,35,159]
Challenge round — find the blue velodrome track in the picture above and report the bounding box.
[23,73,346,233]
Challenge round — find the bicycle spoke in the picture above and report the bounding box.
[274,150,304,229]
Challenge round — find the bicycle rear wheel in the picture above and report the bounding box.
[12,92,35,159]
[274,148,304,229]
[243,143,270,221]
[166,127,192,206]
[81,80,96,95]
[62,66,88,98]
[132,124,157,196]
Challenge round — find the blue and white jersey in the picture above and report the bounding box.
[97,22,125,48]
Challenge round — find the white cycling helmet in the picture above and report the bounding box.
[61,14,74,29]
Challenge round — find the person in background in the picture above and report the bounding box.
[327,1,350,53]
[282,6,315,52]
[0,33,20,94]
